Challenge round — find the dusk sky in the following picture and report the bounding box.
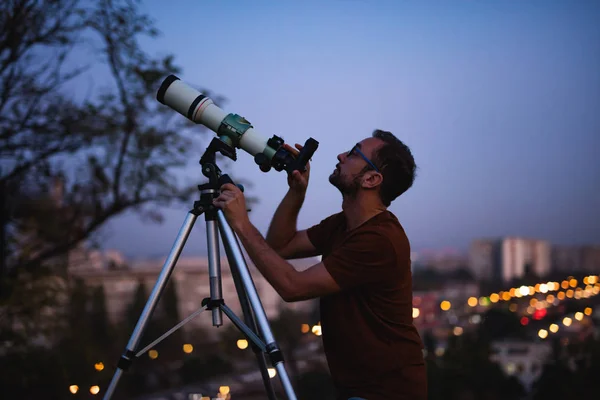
[88,0,599,259]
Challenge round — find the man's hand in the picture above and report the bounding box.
[283,143,310,194]
[212,183,250,232]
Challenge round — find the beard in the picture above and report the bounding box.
[329,169,362,198]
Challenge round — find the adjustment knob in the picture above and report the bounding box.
[254,153,271,172]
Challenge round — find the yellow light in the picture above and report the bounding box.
[237,339,248,350]
[412,307,420,318]
[566,289,574,298]
[148,350,158,359]
[538,329,548,339]
[268,368,277,378]
[468,297,478,307]
[535,301,544,310]
[546,294,555,303]
[69,385,79,394]
[312,325,322,336]
[594,286,600,295]
[549,324,559,333]
[529,286,535,295]
[563,317,572,326]
[183,344,193,354]
[574,290,582,299]
[440,300,451,311]
[539,283,548,293]
[502,292,511,301]
[529,298,538,307]
[90,386,100,395]
[575,312,584,321]
[509,304,518,312]
[509,288,516,297]
[534,283,540,292]
[519,286,529,296]
[584,307,592,316]
[588,275,597,284]
[526,306,535,315]
[583,277,589,285]
[94,362,104,371]
[453,326,463,336]
[569,279,577,288]
[301,324,309,333]
[557,291,565,300]
[561,281,569,289]
[490,293,499,303]
[219,386,230,395]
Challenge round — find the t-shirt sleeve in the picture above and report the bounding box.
[306,213,342,254]
[322,230,397,290]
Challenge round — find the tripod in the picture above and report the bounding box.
[103,138,297,400]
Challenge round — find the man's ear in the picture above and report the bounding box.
[362,172,383,189]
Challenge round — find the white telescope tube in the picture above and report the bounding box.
[157,75,268,156]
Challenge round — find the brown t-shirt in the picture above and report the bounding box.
[307,211,426,400]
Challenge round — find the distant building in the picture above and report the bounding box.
[551,245,584,273]
[581,246,600,272]
[416,248,469,274]
[468,239,500,281]
[548,244,600,274]
[469,237,551,283]
[68,251,319,341]
[490,339,552,392]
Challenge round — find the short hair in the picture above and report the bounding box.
[368,129,417,206]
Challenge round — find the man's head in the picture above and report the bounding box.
[329,129,416,206]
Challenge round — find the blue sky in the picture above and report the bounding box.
[92,0,599,259]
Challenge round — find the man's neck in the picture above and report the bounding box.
[341,195,386,231]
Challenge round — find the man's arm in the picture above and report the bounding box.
[266,143,319,259]
[266,189,319,259]
[265,188,305,253]
[238,220,340,302]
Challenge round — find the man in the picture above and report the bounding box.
[213,129,426,400]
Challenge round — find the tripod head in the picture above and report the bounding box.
[198,137,241,195]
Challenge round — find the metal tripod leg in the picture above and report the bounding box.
[206,215,223,327]
[217,210,298,400]
[221,228,278,400]
[103,212,198,400]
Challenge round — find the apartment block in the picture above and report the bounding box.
[469,237,551,283]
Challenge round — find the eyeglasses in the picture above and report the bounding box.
[348,144,380,173]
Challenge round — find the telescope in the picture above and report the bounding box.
[157,75,318,173]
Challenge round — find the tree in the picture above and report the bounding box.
[1,0,227,280]
[270,305,309,383]
[0,0,232,352]
[0,278,117,398]
[120,280,169,395]
[426,330,526,400]
[532,335,600,400]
